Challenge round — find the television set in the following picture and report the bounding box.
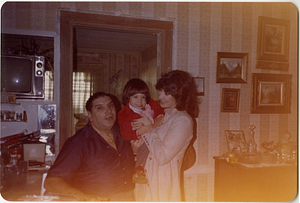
[1,55,45,99]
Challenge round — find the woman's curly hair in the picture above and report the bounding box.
[156,70,199,118]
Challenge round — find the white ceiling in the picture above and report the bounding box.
[75,28,158,52]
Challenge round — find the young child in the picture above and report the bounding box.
[118,78,164,183]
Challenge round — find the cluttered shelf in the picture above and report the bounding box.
[0,130,56,200]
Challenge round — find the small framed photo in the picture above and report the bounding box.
[251,73,292,114]
[225,130,246,154]
[193,77,204,96]
[216,52,248,83]
[38,104,56,134]
[221,88,240,113]
[256,16,290,71]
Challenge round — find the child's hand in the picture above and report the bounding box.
[154,115,164,127]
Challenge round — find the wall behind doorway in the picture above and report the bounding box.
[73,48,158,135]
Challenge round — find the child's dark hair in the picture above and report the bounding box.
[156,70,199,118]
[121,78,151,106]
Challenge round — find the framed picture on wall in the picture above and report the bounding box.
[221,88,240,113]
[193,77,204,96]
[216,52,248,83]
[251,73,292,114]
[256,16,290,71]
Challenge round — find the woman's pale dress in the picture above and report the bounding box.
[135,109,193,201]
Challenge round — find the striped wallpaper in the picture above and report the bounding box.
[1,2,298,201]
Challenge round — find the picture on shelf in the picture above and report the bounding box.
[38,104,56,134]
[225,130,246,154]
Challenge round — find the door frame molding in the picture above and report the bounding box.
[59,10,173,150]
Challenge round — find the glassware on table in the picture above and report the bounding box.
[247,125,257,156]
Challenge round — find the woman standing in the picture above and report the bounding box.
[134,70,199,201]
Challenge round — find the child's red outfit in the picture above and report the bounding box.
[118,98,164,184]
[118,98,164,140]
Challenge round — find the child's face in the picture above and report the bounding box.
[129,93,147,110]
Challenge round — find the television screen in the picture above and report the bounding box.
[1,56,33,93]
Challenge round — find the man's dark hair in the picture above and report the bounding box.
[85,92,113,112]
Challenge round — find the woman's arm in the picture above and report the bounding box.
[141,114,193,165]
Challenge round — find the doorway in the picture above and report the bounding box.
[59,10,173,150]
[73,26,160,134]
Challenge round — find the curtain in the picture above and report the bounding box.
[44,71,54,100]
[72,72,93,134]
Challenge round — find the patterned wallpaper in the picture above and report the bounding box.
[76,49,141,97]
[1,2,298,201]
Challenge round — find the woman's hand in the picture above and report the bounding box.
[131,112,152,130]
[138,124,153,135]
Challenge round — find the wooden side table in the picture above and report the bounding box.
[214,156,297,202]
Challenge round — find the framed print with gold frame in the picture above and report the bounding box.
[256,16,290,71]
[221,88,240,113]
[251,73,292,114]
[216,52,248,83]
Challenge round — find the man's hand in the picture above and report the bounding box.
[131,138,144,153]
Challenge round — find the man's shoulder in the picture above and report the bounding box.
[68,122,94,142]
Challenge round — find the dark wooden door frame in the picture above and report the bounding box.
[59,10,173,150]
